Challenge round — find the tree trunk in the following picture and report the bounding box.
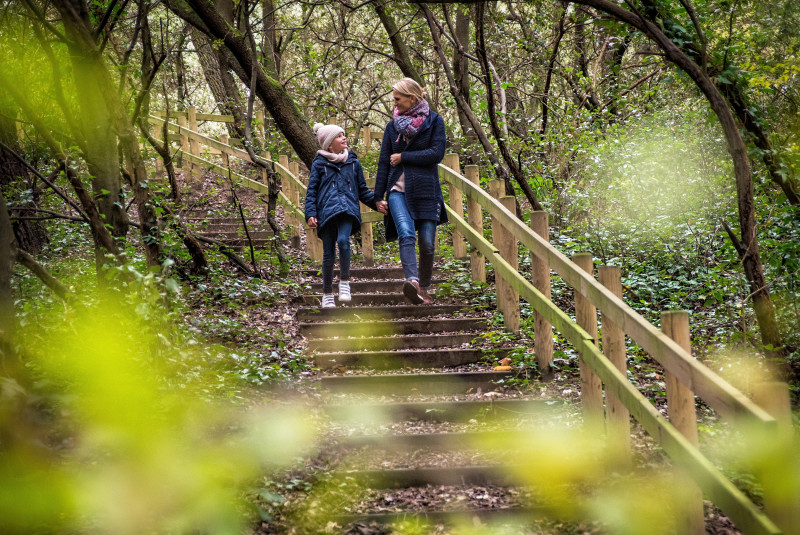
[0,187,15,348]
[569,0,785,357]
[53,0,163,266]
[451,4,480,163]
[166,0,319,166]
[374,2,426,85]
[0,93,48,253]
[191,29,249,142]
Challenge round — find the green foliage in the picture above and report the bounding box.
[1,273,315,534]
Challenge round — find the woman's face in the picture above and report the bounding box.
[328,131,347,154]
[393,90,416,114]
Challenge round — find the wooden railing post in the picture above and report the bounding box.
[151,123,163,175]
[296,162,322,262]
[444,154,467,260]
[178,115,188,177]
[220,134,230,169]
[573,253,603,424]
[598,265,630,467]
[465,165,485,283]
[661,310,704,535]
[187,106,199,181]
[360,171,375,266]
[752,381,800,534]
[288,161,302,249]
[490,180,519,333]
[531,212,554,379]
[360,126,371,158]
[256,110,265,141]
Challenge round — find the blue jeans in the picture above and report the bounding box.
[388,191,436,288]
[318,214,354,293]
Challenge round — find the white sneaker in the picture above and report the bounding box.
[321,293,335,308]
[338,281,351,302]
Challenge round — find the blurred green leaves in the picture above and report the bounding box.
[0,283,314,534]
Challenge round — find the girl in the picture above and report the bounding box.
[305,123,377,308]
[374,78,447,305]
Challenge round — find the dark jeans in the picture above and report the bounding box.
[318,214,354,293]
[388,191,436,288]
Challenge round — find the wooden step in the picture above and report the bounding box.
[336,430,547,451]
[336,464,519,489]
[324,399,551,423]
[315,348,503,369]
[331,507,543,530]
[308,279,446,293]
[297,267,410,279]
[302,293,407,306]
[320,371,514,395]
[297,304,473,322]
[307,333,477,352]
[300,318,487,338]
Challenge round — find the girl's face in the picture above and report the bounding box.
[393,90,416,114]
[328,131,347,154]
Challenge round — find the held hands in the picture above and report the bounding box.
[307,217,318,228]
[390,153,402,167]
[376,201,388,215]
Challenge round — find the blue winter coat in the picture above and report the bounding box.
[304,151,376,234]
[374,111,448,241]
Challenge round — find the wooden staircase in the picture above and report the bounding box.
[296,265,571,531]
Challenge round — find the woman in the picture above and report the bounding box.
[374,78,447,305]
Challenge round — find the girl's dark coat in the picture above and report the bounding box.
[304,151,376,233]
[374,111,448,241]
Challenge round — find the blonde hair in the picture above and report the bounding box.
[392,78,426,104]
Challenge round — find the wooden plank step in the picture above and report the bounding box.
[336,430,544,451]
[320,371,513,395]
[308,279,446,293]
[307,333,476,353]
[315,348,502,369]
[201,230,273,239]
[199,238,272,247]
[331,507,543,530]
[335,464,517,488]
[296,267,410,279]
[300,318,487,338]
[297,304,472,322]
[324,399,551,423]
[302,293,407,306]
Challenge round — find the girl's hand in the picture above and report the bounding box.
[307,217,318,228]
[376,201,388,215]
[390,153,402,166]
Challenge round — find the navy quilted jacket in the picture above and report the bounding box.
[374,111,448,232]
[304,151,376,233]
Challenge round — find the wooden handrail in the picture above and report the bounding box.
[438,163,775,430]
[447,206,782,535]
[151,110,235,122]
[148,115,308,195]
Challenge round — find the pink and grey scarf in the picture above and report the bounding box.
[394,98,430,142]
[317,148,349,163]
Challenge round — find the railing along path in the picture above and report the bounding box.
[147,109,797,535]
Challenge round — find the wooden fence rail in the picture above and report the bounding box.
[146,111,796,535]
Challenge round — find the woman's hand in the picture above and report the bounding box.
[376,201,388,215]
[307,217,318,228]
[390,153,402,167]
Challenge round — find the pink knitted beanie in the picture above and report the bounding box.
[313,123,344,151]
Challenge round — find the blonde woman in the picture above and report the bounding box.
[374,78,447,305]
